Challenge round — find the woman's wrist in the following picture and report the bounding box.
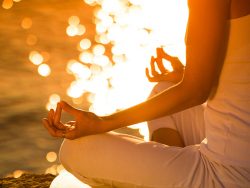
[99,114,121,133]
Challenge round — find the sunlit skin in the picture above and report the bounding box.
[43,0,250,142]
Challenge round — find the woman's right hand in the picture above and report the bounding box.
[146,48,184,83]
[42,101,104,140]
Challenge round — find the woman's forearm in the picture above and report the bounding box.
[100,81,205,132]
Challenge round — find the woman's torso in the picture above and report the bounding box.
[200,2,250,167]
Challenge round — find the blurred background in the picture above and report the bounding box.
[0,0,188,178]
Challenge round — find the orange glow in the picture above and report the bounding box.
[40,51,50,62]
[46,94,61,111]
[92,44,105,56]
[2,0,13,9]
[97,33,110,44]
[78,0,188,139]
[23,0,188,140]
[68,16,80,26]
[29,51,44,65]
[66,60,91,79]
[60,0,189,139]
[66,16,86,37]
[79,51,93,63]
[38,64,51,77]
[21,17,33,29]
[79,38,91,50]
[46,151,57,163]
[26,34,37,46]
[67,81,85,99]
[77,24,86,36]
[13,170,24,178]
[66,25,78,37]
[83,0,96,6]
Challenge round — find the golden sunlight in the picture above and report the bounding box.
[46,152,57,163]
[26,34,38,46]
[25,0,188,140]
[21,17,33,29]
[13,170,25,178]
[2,0,13,9]
[29,51,44,65]
[46,94,61,111]
[79,38,92,50]
[38,64,51,77]
[66,16,86,37]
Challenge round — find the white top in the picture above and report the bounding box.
[200,14,250,168]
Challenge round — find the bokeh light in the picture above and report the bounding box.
[66,16,86,37]
[46,152,57,163]
[68,16,80,26]
[38,64,51,77]
[46,94,61,111]
[2,0,14,9]
[29,51,44,65]
[92,44,105,56]
[13,170,25,178]
[21,17,33,29]
[79,38,92,50]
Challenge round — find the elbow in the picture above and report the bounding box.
[180,81,211,106]
[195,90,209,105]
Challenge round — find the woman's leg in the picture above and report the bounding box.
[59,132,207,188]
[147,82,206,146]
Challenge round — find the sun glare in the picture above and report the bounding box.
[66,16,86,37]
[38,64,51,77]
[29,51,44,65]
[46,94,61,111]
[24,0,188,141]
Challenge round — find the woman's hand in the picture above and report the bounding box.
[42,101,104,140]
[146,48,184,83]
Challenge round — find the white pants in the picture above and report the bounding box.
[147,82,206,146]
[59,82,250,188]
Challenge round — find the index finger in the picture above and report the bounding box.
[60,101,79,116]
[54,102,62,125]
[150,56,160,77]
[156,48,167,73]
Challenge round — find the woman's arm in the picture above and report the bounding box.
[43,0,231,139]
[101,0,230,131]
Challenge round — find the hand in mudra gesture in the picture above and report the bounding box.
[42,101,103,140]
[146,48,184,83]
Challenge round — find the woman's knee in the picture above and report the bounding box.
[59,139,75,171]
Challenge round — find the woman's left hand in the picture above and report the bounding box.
[42,101,104,140]
[146,48,184,83]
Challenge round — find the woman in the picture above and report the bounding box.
[43,0,250,187]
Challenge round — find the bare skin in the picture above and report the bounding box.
[43,0,250,143]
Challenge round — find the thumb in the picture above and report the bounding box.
[60,101,79,116]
